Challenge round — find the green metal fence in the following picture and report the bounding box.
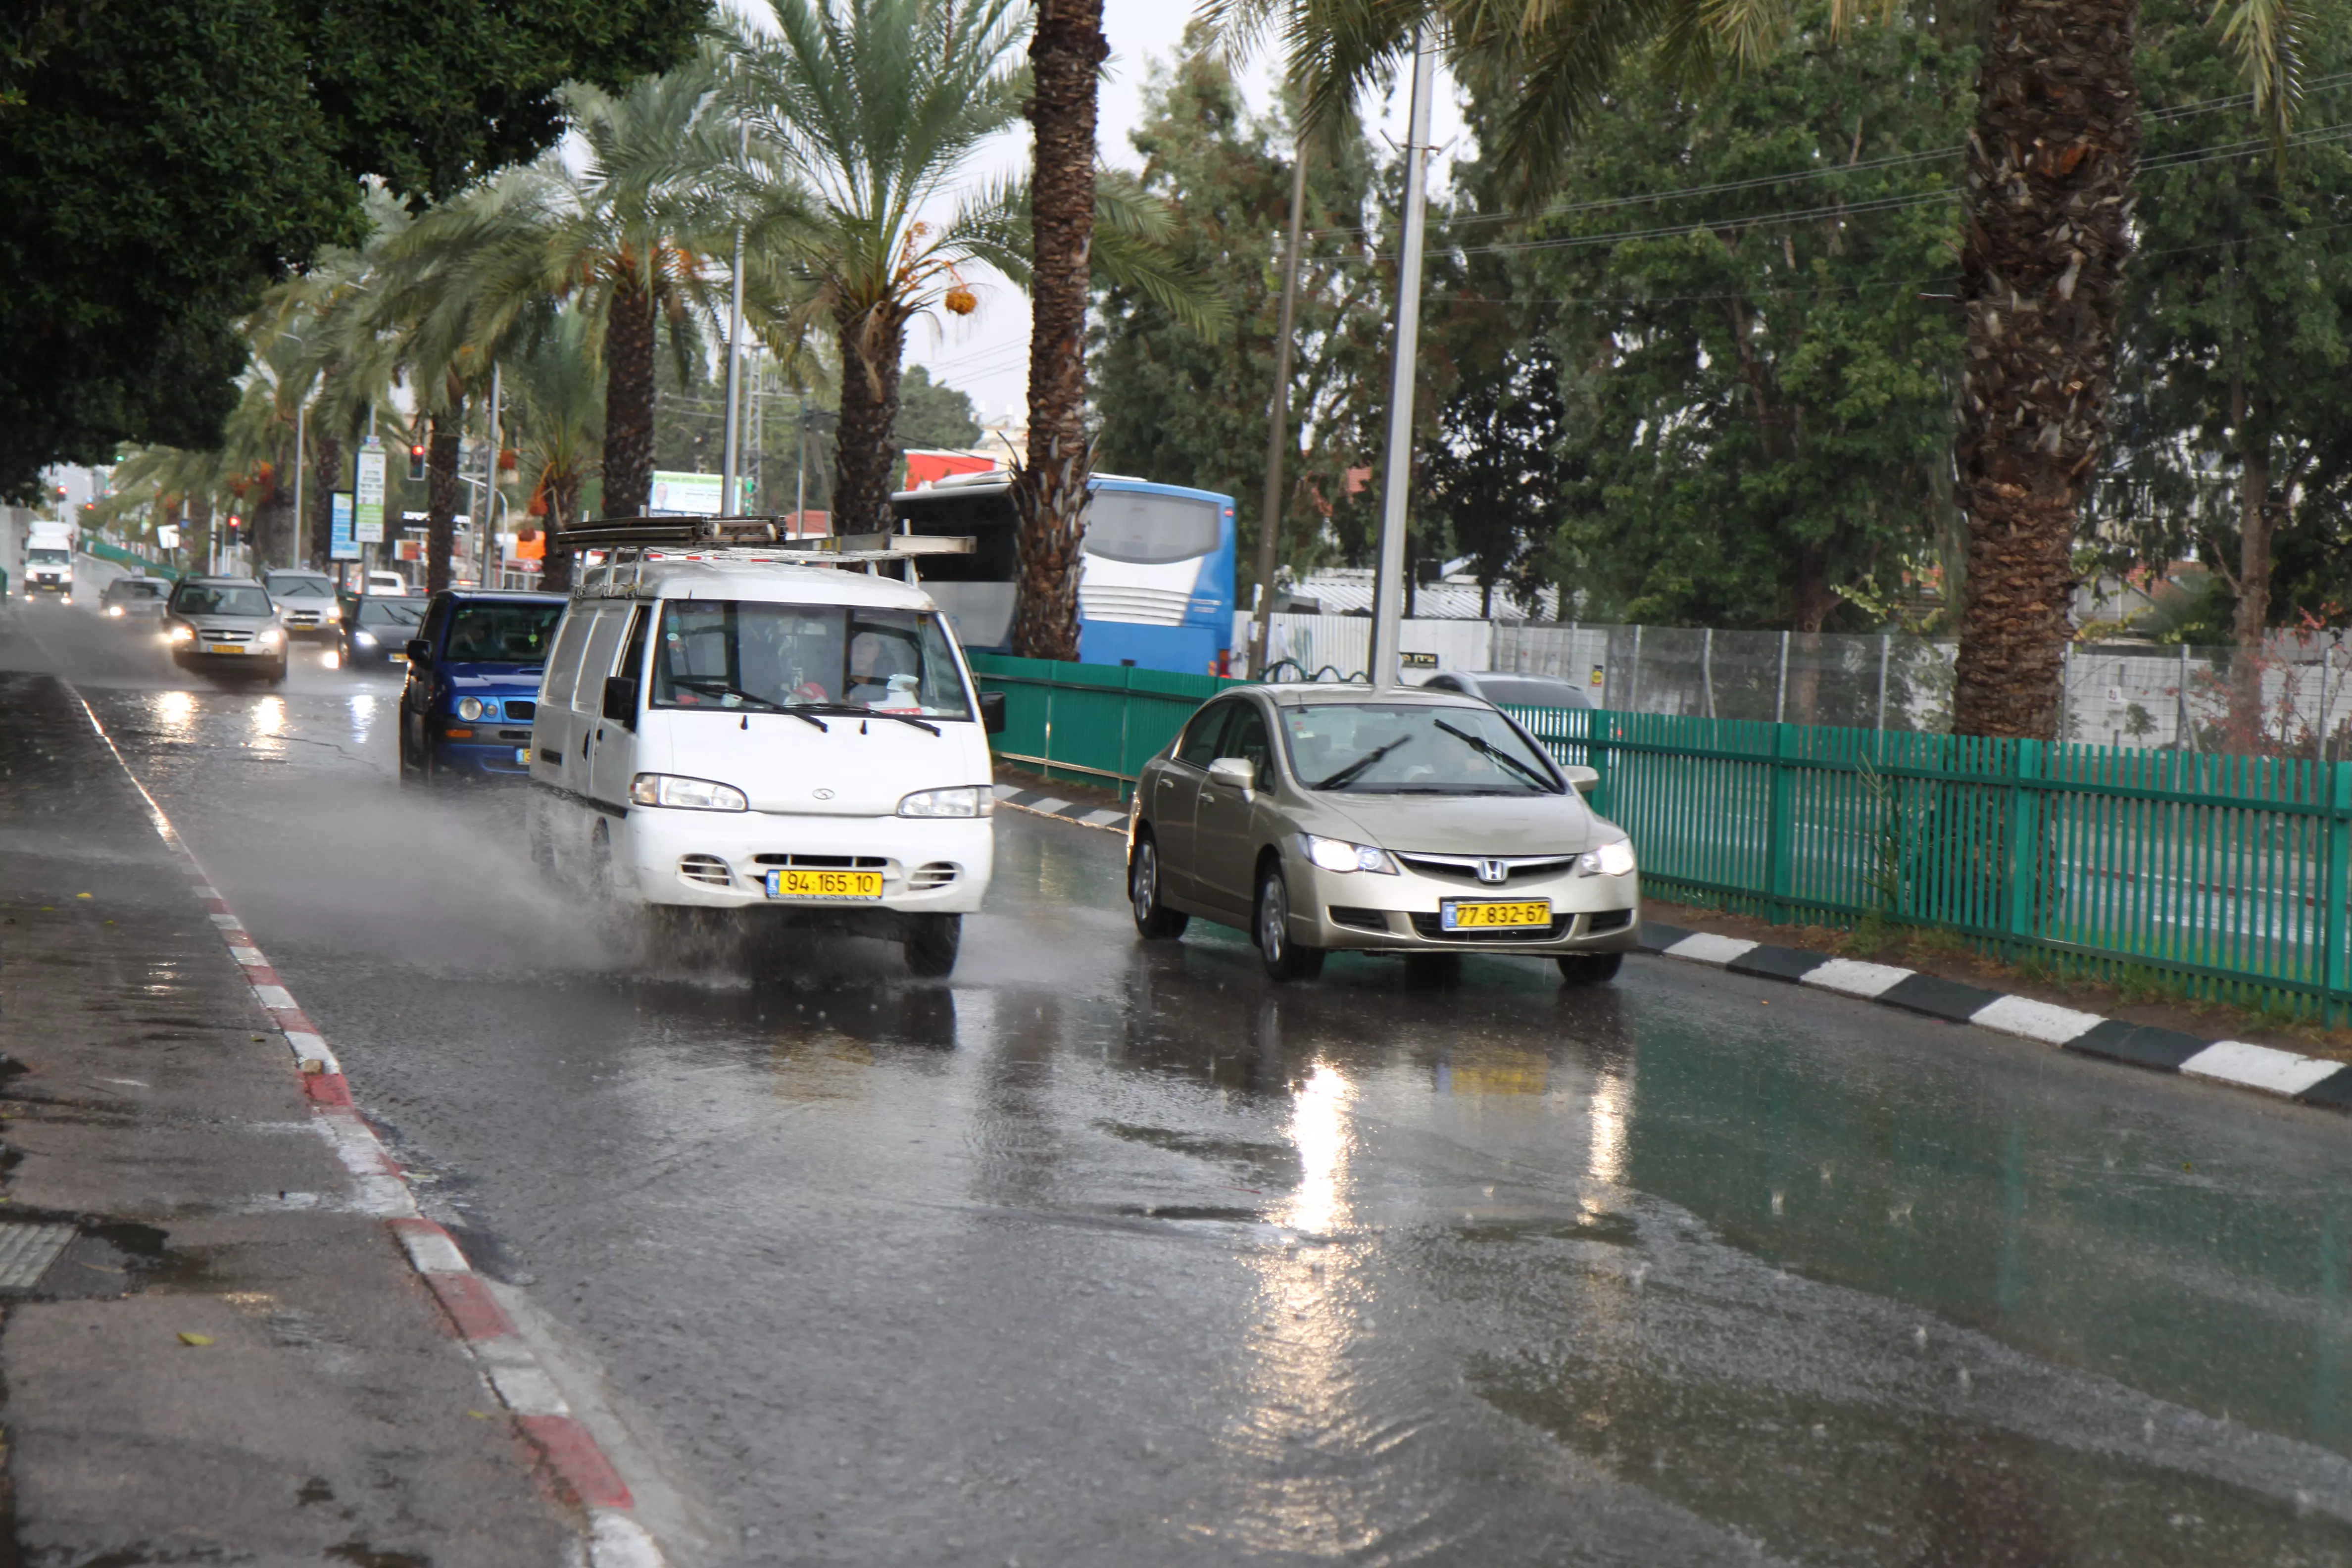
[79,537,182,582]
[972,652,2352,1020]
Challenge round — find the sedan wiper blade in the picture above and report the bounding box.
[1433,718,1558,792]
[1312,736,1410,791]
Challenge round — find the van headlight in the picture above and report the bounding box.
[456,697,485,721]
[1301,834,1399,874]
[629,774,748,812]
[1578,839,1637,877]
[897,786,992,818]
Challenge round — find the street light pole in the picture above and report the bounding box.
[721,120,750,518]
[291,394,306,573]
[1248,138,1311,680]
[1366,24,1437,692]
[480,362,500,584]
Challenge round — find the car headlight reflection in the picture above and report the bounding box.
[897,786,991,818]
[1301,834,1399,874]
[629,773,748,812]
[1579,839,1637,877]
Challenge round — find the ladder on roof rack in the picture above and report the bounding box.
[552,516,974,594]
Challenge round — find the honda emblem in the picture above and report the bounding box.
[1476,858,1508,884]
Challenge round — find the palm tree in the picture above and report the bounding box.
[1222,0,2301,737]
[504,304,606,592]
[729,0,1030,536]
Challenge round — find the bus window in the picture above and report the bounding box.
[1083,492,1221,564]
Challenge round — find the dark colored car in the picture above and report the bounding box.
[100,575,170,620]
[1419,670,1592,709]
[398,589,567,782]
[340,594,428,667]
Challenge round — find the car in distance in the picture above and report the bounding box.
[366,570,410,595]
[339,594,427,667]
[163,577,288,684]
[398,589,567,782]
[1417,670,1591,709]
[262,569,342,639]
[99,576,170,620]
[1127,684,1638,983]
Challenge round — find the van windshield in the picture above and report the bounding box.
[27,548,68,566]
[651,602,973,720]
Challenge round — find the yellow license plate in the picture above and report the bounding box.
[767,869,883,900]
[206,643,244,655]
[1442,899,1552,930]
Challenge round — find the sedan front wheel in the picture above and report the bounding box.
[1255,864,1324,983]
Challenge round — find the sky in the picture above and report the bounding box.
[725,0,1466,428]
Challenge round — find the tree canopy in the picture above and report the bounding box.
[0,0,708,501]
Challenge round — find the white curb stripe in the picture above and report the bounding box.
[1799,958,1914,999]
[252,983,297,1010]
[229,945,265,965]
[484,1360,572,1418]
[1662,932,1757,966]
[397,1226,471,1275]
[589,1511,668,1568]
[2181,1041,2346,1098]
[1969,994,2106,1046]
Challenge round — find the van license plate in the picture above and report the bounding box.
[1441,899,1551,930]
[768,869,883,900]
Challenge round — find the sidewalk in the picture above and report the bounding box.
[0,672,571,1562]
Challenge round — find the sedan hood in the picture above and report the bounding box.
[1313,790,1603,856]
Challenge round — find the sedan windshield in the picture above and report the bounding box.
[651,601,972,720]
[172,584,272,617]
[445,602,562,662]
[1282,703,1561,795]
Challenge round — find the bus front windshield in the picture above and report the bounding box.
[651,602,973,720]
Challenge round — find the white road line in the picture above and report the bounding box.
[1968,994,2106,1046]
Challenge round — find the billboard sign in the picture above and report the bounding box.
[648,471,752,516]
[329,491,359,560]
[354,440,387,543]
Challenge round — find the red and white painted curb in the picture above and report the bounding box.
[71,690,665,1568]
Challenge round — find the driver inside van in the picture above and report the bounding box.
[846,630,918,708]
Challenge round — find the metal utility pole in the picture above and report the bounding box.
[720,119,750,518]
[291,395,305,572]
[479,363,501,584]
[1248,140,1311,680]
[1366,24,1438,692]
[794,398,810,538]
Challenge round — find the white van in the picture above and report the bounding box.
[526,523,1005,977]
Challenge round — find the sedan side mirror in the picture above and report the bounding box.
[404,638,431,663]
[978,689,1007,735]
[1208,757,1257,795]
[602,675,639,727]
[1562,764,1600,796]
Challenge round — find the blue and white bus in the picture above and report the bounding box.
[890,473,1237,677]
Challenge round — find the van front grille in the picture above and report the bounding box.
[909,862,959,889]
[678,854,733,888]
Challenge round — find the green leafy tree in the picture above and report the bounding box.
[892,366,981,451]
[1515,12,1969,637]
[0,0,709,503]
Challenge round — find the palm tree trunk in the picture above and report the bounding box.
[426,408,464,593]
[602,271,659,518]
[541,470,584,594]
[309,432,343,567]
[1949,0,2141,739]
[185,494,212,571]
[831,305,908,536]
[1010,0,1108,663]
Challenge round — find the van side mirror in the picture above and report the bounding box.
[1562,764,1600,796]
[602,675,639,727]
[405,638,431,663]
[978,690,1007,735]
[1208,757,1257,795]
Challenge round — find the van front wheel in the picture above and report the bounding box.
[904,914,961,979]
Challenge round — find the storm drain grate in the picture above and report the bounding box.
[0,1223,77,1291]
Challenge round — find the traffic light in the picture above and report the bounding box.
[224,515,242,547]
[408,443,427,481]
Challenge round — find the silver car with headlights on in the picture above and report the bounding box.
[1127,685,1639,983]
[163,576,289,685]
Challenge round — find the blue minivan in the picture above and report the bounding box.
[397,589,568,783]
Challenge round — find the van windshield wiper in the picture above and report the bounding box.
[1433,718,1557,792]
[670,676,828,728]
[792,701,942,737]
[1313,736,1411,791]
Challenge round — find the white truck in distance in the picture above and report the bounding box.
[24,523,72,598]
[526,520,1006,978]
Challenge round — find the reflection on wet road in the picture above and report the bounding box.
[11,583,2352,1565]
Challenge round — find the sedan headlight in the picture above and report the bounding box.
[166,624,193,643]
[629,773,747,812]
[456,696,486,721]
[1301,834,1399,874]
[106,604,123,617]
[1578,839,1637,877]
[353,631,377,648]
[897,786,992,818]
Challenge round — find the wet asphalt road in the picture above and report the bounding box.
[12,570,2352,1567]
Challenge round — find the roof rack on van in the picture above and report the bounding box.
[553,516,975,594]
